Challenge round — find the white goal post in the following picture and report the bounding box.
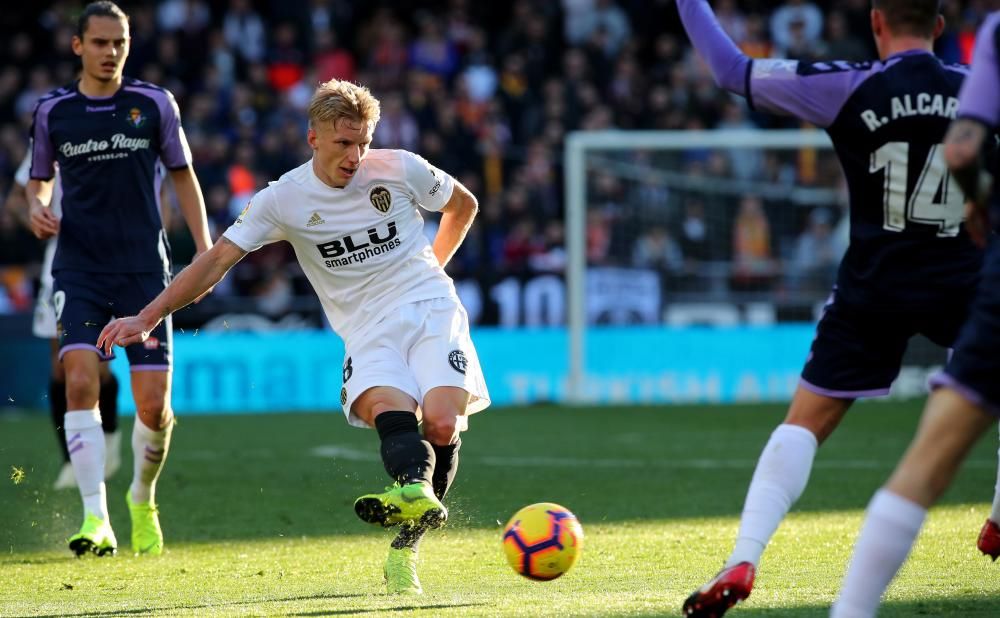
[563,129,835,404]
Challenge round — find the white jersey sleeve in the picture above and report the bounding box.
[401,150,455,212]
[14,148,30,187]
[222,185,286,251]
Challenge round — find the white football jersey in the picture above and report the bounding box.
[223,149,459,341]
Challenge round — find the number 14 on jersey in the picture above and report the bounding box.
[870,142,965,237]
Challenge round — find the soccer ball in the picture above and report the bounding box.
[502,502,584,580]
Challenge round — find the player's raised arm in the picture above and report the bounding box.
[97,237,247,354]
[433,181,478,268]
[676,0,869,128]
[675,0,751,96]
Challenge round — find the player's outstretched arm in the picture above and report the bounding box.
[678,0,861,127]
[97,237,247,353]
[675,0,750,96]
[25,178,59,239]
[433,180,478,268]
[170,166,213,254]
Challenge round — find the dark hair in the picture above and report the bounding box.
[77,1,128,39]
[871,0,942,38]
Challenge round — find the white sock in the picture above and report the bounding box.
[64,409,108,520]
[991,424,1000,522]
[832,489,926,618]
[130,417,173,504]
[727,423,818,567]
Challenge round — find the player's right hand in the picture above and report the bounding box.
[28,201,59,239]
[97,315,156,356]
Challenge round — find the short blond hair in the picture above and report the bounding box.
[308,79,381,129]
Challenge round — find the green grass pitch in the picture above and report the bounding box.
[2,402,999,616]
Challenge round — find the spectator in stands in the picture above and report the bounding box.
[223,0,265,64]
[731,196,776,292]
[633,225,683,274]
[820,11,869,61]
[313,30,356,83]
[374,92,420,151]
[678,197,712,263]
[770,0,824,58]
[409,13,460,83]
[787,208,841,293]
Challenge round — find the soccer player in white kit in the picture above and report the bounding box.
[8,151,122,490]
[97,79,490,594]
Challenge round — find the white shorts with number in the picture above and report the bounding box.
[341,297,490,429]
[32,239,57,339]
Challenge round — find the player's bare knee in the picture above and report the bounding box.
[422,412,459,446]
[354,387,418,426]
[785,393,851,444]
[64,367,98,405]
[134,395,170,428]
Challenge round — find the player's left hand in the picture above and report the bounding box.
[97,315,157,356]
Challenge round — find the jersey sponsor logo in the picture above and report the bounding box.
[306,212,325,227]
[797,59,873,75]
[428,167,442,196]
[144,336,160,350]
[317,221,402,268]
[369,185,392,214]
[448,350,468,375]
[58,133,151,159]
[126,107,147,128]
[86,104,115,112]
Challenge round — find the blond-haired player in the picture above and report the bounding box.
[98,79,490,594]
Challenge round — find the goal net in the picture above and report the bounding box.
[563,129,849,404]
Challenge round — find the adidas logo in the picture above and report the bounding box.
[306,212,325,227]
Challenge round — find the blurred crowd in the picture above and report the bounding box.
[0,0,992,316]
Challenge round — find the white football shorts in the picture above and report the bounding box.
[32,240,57,339]
[341,297,490,429]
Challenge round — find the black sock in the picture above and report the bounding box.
[49,378,69,462]
[392,439,463,550]
[375,411,435,486]
[431,439,461,501]
[99,373,119,434]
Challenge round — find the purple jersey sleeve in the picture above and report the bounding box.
[676,0,750,94]
[957,12,1000,128]
[748,59,888,128]
[124,84,192,169]
[28,90,75,180]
